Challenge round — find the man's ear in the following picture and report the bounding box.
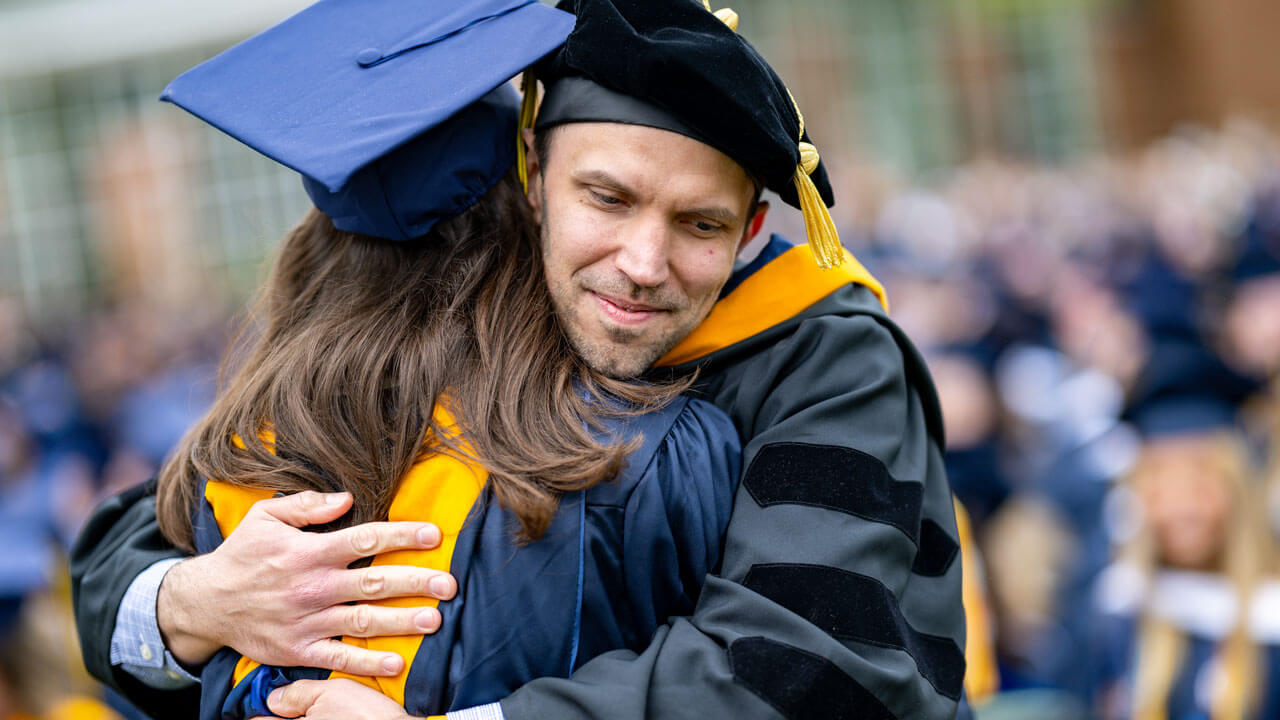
[522,129,544,223]
[739,200,770,251]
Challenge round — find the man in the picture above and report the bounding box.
[73,1,966,718]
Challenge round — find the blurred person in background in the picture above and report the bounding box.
[0,400,122,720]
[863,120,1280,715]
[1221,176,1280,451]
[1,590,125,720]
[1090,345,1279,720]
[66,302,220,498]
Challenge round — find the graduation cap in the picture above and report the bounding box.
[1125,338,1258,438]
[1117,250,1202,344]
[1230,210,1280,283]
[522,0,846,269]
[160,0,575,242]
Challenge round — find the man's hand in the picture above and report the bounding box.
[156,491,458,676]
[250,679,419,720]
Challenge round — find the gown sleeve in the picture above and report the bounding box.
[69,478,203,719]
[618,396,741,638]
[500,285,965,720]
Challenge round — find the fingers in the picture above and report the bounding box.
[340,566,457,604]
[320,601,443,641]
[326,521,442,562]
[300,639,407,677]
[265,679,325,717]
[254,491,353,529]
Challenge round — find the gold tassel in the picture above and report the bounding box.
[786,90,844,269]
[517,69,538,193]
[713,7,739,31]
[794,160,844,269]
[699,0,739,32]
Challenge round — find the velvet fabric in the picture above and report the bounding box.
[742,441,924,544]
[728,637,896,720]
[741,563,965,701]
[533,0,835,210]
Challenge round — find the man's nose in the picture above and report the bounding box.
[613,218,671,288]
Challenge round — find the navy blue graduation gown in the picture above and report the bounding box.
[191,395,740,719]
[1092,568,1280,719]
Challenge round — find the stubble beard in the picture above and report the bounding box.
[564,314,667,379]
[546,273,677,379]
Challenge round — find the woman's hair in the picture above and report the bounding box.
[1122,431,1267,720]
[157,168,684,551]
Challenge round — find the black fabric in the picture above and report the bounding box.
[741,563,964,700]
[728,636,896,720]
[741,441,923,544]
[535,0,834,210]
[536,76,708,145]
[69,478,201,719]
[911,519,959,577]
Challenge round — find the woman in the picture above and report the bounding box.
[1091,388,1280,720]
[153,3,740,719]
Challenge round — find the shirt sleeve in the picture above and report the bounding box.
[109,557,201,689]
[446,704,506,720]
[500,290,965,720]
[70,478,203,718]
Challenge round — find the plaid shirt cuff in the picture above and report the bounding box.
[108,557,200,689]
[446,703,506,720]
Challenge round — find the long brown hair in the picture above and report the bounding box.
[1124,432,1268,720]
[157,169,682,551]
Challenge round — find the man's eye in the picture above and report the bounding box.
[591,191,623,206]
[693,221,723,234]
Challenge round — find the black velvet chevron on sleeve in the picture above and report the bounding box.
[742,563,965,700]
[742,442,923,544]
[911,518,960,577]
[729,636,897,720]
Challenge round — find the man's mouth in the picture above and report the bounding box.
[591,291,665,326]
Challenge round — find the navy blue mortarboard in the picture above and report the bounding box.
[161,0,575,242]
[1117,250,1202,344]
[1125,338,1258,438]
[524,0,847,269]
[1129,394,1237,439]
[1230,202,1280,283]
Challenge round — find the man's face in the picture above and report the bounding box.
[530,122,758,378]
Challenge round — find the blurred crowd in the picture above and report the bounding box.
[0,299,225,719]
[850,119,1280,718]
[3,120,1280,718]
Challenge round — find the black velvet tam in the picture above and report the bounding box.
[534,0,834,210]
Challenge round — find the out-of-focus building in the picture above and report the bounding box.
[738,0,1280,168]
[1099,0,1280,150]
[0,0,313,324]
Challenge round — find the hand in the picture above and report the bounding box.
[250,679,418,720]
[156,491,458,676]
